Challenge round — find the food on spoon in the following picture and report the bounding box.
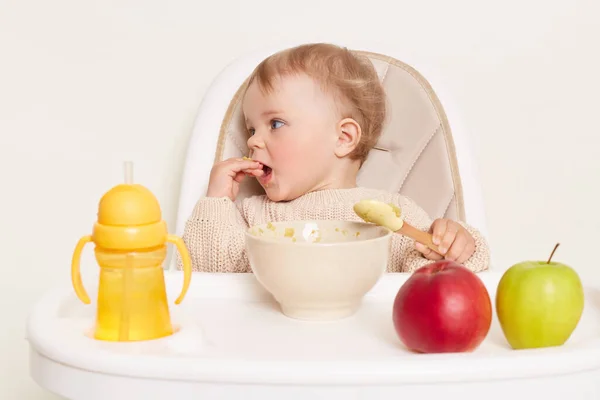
[393,260,492,353]
[353,199,440,253]
[284,228,295,237]
[353,199,404,231]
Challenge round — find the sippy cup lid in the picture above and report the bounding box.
[98,183,162,226]
[92,162,168,250]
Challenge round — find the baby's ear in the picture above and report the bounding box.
[334,118,362,158]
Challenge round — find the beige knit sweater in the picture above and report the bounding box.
[178,187,490,273]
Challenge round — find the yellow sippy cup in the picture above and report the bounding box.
[70,161,192,342]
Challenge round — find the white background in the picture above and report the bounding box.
[1,0,599,398]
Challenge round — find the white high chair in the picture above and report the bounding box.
[27,42,600,400]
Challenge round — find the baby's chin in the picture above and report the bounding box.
[264,191,293,202]
[263,186,299,202]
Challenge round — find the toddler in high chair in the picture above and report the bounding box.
[179,43,490,273]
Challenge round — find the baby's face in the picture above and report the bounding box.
[243,73,343,201]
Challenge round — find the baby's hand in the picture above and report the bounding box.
[414,219,475,264]
[206,157,264,201]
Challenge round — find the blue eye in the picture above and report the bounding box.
[248,128,255,136]
[271,120,284,129]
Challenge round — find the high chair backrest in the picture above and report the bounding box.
[170,42,489,270]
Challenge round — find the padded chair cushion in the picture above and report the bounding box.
[213,51,465,222]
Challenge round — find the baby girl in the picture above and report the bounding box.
[179,43,490,273]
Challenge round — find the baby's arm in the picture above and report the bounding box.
[177,197,250,273]
[389,195,491,273]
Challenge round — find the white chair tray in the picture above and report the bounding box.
[27,270,600,400]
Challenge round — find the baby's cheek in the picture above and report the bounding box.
[272,142,305,167]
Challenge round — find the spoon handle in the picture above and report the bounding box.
[396,222,440,254]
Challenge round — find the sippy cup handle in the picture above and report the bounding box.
[166,234,192,304]
[71,235,92,304]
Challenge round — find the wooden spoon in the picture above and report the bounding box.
[353,199,440,253]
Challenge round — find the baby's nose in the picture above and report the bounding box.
[247,132,265,149]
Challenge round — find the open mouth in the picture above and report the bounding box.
[259,163,273,186]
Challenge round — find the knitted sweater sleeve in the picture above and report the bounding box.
[177,197,251,273]
[388,195,491,273]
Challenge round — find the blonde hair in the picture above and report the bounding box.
[246,43,386,163]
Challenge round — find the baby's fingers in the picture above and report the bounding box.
[244,168,264,177]
[415,242,444,261]
[223,160,260,178]
[456,238,476,264]
[437,224,459,255]
[444,233,467,262]
[431,219,448,246]
[230,158,261,171]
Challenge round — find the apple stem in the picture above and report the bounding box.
[547,243,560,264]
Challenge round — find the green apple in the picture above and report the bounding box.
[496,243,585,349]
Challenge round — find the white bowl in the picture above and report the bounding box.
[245,220,392,320]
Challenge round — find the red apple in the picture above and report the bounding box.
[392,260,492,353]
